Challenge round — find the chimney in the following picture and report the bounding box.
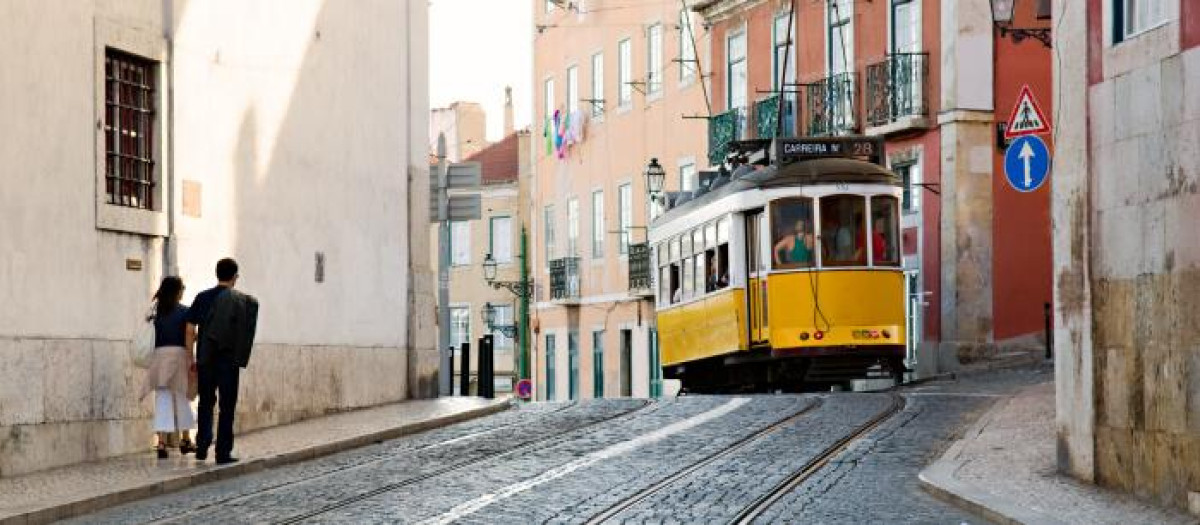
[503,86,514,136]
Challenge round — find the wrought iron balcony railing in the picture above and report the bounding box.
[803,72,858,136]
[627,243,653,296]
[708,107,744,165]
[754,94,797,139]
[865,53,930,130]
[549,257,580,302]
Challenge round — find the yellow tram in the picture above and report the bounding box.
[650,136,906,392]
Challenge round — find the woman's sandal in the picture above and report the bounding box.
[156,443,169,459]
[179,439,197,455]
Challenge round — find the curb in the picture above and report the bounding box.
[917,393,1067,525]
[1,400,511,525]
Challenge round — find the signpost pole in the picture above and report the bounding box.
[437,134,453,397]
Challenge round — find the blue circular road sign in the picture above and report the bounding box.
[1003,135,1050,193]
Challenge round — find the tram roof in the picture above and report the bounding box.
[653,157,898,226]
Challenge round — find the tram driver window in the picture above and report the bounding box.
[819,195,867,267]
[771,198,815,269]
[871,196,901,266]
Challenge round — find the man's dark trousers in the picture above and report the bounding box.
[196,357,240,459]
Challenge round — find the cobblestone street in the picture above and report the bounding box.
[67,369,1052,524]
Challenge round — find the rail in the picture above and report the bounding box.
[864,52,930,129]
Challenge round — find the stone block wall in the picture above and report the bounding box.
[0,337,407,478]
[1086,44,1200,509]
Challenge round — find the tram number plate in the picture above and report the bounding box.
[835,183,851,191]
[775,137,884,164]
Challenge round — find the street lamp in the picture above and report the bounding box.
[483,253,533,297]
[481,302,518,339]
[644,157,666,200]
[989,0,1052,48]
[483,253,498,282]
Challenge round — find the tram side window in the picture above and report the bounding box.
[669,263,681,303]
[770,198,815,269]
[819,195,866,267]
[871,196,901,266]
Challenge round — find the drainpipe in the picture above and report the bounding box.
[162,0,178,276]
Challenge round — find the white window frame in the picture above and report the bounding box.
[647,23,664,95]
[568,197,580,256]
[618,38,633,107]
[1114,0,1170,42]
[566,65,579,114]
[591,189,605,258]
[889,0,922,54]
[544,204,556,269]
[726,29,748,111]
[491,304,515,351]
[679,161,697,192]
[827,0,854,75]
[591,52,605,118]
[618,183,633,255]
[449,305,472,350]
[450,220,471,266]
[772,10,796,91]
[490,216,513,264]
[679,9,698,83]
[543,77,555,122]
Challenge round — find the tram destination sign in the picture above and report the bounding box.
[774,137,885,165]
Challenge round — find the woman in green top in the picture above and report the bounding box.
[774,219,814,266]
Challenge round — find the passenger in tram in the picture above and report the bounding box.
[821,214,858,264]
[871,217,889,263]
[773,219,814,266]
[705,254,728,292]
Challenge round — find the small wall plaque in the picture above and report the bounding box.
[315,252,325,283]
[126,259,143,271]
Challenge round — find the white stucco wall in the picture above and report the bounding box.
[0,0,427,477]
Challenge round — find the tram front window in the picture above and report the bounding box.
[819,195,866,266]
[771,198,814,269]
[871,196,901,266]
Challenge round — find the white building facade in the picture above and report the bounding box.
[0,0,433,477]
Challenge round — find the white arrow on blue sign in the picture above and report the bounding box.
[1003,135,1050,192]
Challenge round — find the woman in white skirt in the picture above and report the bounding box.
[142,276,198,459]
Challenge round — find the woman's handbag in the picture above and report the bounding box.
[131,306,156,369]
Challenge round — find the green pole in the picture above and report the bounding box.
[519,227,531,388]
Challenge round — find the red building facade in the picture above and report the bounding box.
[694,0,1053,372]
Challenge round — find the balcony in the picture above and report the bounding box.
[754,94,798,139]
[865,53,931,136]
[707,107,744,165]
[627,243,653,298]
[803,72,858,136]
[549,257,580,304]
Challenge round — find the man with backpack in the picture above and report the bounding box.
[185,258,259,465]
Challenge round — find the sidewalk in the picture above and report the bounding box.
[0,397,508,525]
[919,381,1197,525]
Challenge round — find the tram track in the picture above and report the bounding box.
[270,399,656,525]
[143,401,615,525]
[729,392,907,524]
[583,395,826,525]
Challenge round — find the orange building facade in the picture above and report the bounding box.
[530,0,710,400]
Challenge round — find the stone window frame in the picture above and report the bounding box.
[1103,0,1181,79]
[93,19,169,236]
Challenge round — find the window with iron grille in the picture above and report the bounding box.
[104,50,158,210]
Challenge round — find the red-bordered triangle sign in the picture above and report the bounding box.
[1005,85,1051,139]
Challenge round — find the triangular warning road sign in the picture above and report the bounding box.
[1005,85,1051,139]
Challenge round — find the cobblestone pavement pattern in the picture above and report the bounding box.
[71,370,1052,524]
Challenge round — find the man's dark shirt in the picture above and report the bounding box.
[187,285,229,360]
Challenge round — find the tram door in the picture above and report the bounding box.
[745,210,769,345]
